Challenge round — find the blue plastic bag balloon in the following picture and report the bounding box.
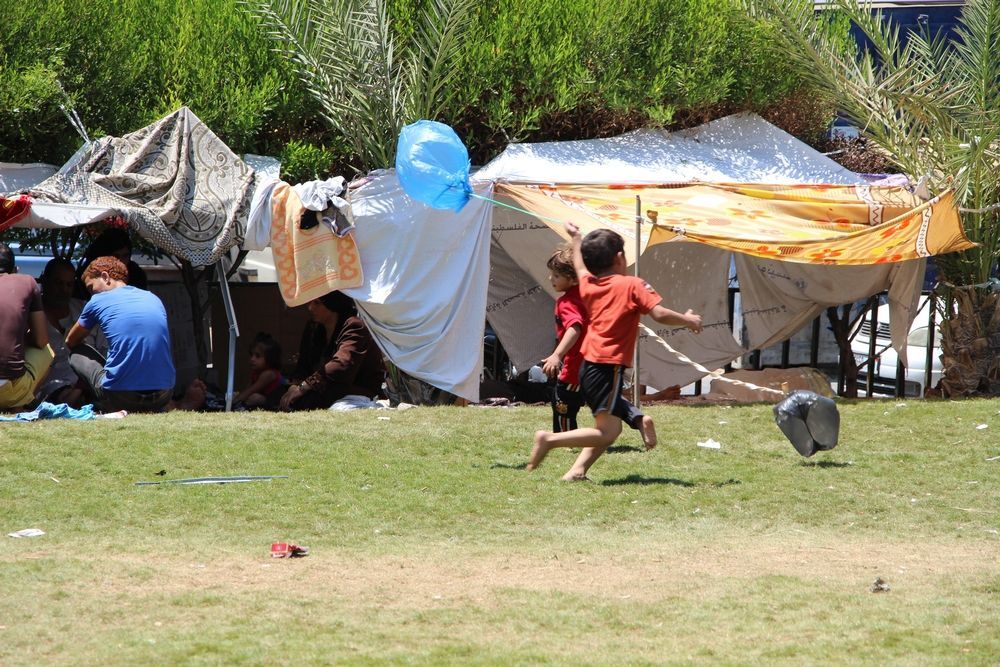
[395,120,471,212]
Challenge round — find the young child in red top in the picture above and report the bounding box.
[235,332,286,409]
[540,244,587,432]
[528,222,703,481]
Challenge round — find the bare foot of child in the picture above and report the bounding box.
[560,471,590,482]
[640,415,657,450]
[171,379,207,411]
[527,431,551,471]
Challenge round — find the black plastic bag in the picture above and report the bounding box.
[773,390,840,457]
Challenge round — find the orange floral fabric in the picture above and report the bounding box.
[496,182,974,266]
[270,183,363,307]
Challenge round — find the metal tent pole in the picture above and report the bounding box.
[216,260,240,412]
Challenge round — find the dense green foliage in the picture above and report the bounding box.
[1,0,836,176]
[0,0,312,165]
[451,0,838,161]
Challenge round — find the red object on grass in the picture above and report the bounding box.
[271,542,309,558]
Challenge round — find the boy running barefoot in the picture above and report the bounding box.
[527,222,703,481]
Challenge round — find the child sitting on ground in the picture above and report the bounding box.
[234,332,286,409]
[540,244,587,432]
[171,333,285,411]
[528,222,703,481]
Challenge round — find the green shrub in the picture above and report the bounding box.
[0,59,77,163]
[278,140,344,184]
[0,0,845,173]
[0,0,316,165]
[444,0,843,162]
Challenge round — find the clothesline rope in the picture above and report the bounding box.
[638,323,786,399]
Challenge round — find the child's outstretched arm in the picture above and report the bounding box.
[649,305,703,333]
[234,368,278,405]
[542,324,582,378]
[564,222,590,279]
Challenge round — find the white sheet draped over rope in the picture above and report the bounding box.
[343,172,493,401]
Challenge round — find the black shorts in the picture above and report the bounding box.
[579,360,644,429]
[551,381,584,432]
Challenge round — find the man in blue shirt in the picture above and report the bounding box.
[66,256,175,413]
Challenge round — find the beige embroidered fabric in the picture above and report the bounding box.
[29,108,254,266]
[270,183,363,307]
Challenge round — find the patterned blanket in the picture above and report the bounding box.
[29,108,254,266]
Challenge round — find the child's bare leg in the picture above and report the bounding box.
[561,413,622,480]
[527,431,551,470]
[528,425,619,471]
[244,393,266,409]
[639,415,657,450]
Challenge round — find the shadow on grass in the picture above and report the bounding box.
[601,474,695,487]
[491,462,528,470]
[799,460,852,468]
[607,445,644,453]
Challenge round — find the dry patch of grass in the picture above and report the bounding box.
[27,532,988,605]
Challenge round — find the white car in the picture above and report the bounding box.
[850,299,943,396]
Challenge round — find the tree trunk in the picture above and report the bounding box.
[827,304,860,398]
[939,285,1000,397]
[179,260,209,373]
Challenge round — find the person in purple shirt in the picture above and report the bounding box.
[66,256,175,413]
[0,242,53,410]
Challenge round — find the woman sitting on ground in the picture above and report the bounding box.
[279,291,384,411]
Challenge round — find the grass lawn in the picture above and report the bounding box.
[1,398,997,665]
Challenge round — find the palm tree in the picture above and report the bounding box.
[241,0,475,172]
[745,0,1000,396]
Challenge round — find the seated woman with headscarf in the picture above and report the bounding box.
[279,291,384,411]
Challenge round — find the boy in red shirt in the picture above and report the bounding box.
[541,245,587,432]
[528,222,703,481]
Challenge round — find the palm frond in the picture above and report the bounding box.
[242,0,474,171]
[745,0,1000,286]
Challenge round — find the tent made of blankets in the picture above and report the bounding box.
[4,110,975,404]
[0,107,485,404]
[469,113,973,393]
[1,108,257,401]
[244,113,972,402]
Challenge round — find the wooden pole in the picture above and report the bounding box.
[634,195,642,406]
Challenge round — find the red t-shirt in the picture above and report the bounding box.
[578,272,661,366]
[553,286,587,384]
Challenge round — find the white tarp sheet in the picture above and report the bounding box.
[0,162,56,193]
[344,172,493,402]
[474,113,860,185]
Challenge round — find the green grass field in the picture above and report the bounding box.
[1,399,997,665]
